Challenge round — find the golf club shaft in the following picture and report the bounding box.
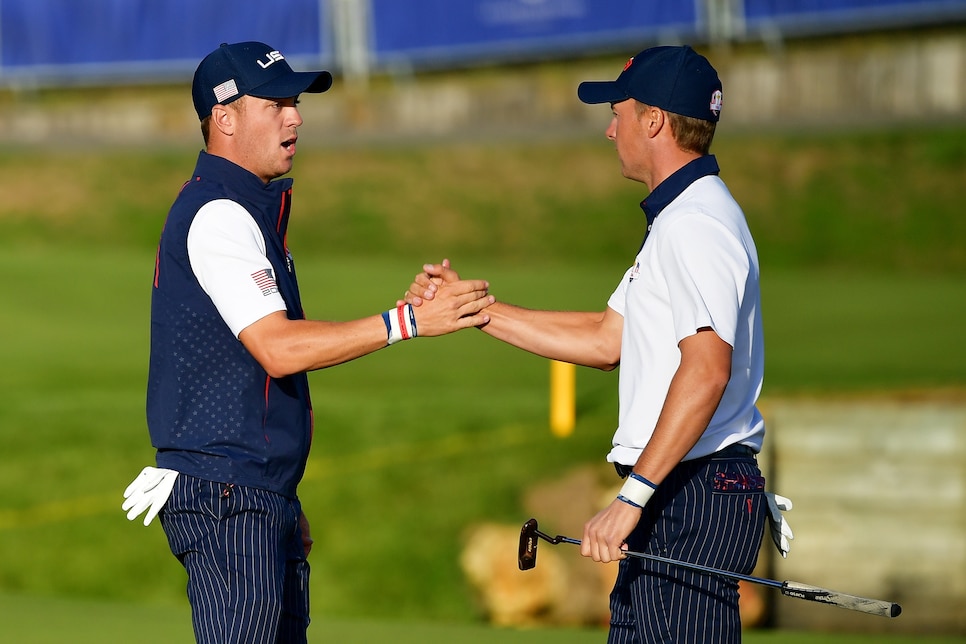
[546,532,900,618]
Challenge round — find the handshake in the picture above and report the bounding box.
[388,259,494,343]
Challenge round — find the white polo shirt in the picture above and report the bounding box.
[606,173,765,466]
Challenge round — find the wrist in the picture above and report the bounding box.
[383,304,418,345]
[617,472,657,509]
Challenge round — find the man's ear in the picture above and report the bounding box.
[210,104,235,136]
[644,106,665,139]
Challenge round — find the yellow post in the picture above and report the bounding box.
[549,360,576,437]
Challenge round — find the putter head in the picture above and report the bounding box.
[518,518,539,571]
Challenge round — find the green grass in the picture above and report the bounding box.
[0,246,963,625]
[0,126,964,636]
[2,126,965,274]
[2,592,963,644]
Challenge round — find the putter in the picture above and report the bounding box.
[518,518,901,618]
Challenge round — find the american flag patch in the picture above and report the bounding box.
[213,79,239,103]
[251,268,278,295]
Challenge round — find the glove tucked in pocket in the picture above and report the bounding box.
[122,466,179,526]
[764,492,793,558]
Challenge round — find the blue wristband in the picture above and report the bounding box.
[407,303,418,337]
[628,472,657,489]
[381,310,392,344]
[617,494,643,509]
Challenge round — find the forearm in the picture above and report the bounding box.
[633,369,726,483]
[581,332,731,563]
[242,277,492,377]
[404,261,619,368]
[481,301,620,370]
[632,329,732,484]
[581,386,721,564]
[241,313,389,377]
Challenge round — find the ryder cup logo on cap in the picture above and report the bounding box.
[191,41,333,120]
[710,89,723,118]
[577,45,723,122]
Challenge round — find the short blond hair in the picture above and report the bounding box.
[635,101,716,155]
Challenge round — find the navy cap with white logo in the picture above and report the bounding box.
[578,46,722,122]
[191,41,333,120]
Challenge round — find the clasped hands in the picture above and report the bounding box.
[397,259,492,330]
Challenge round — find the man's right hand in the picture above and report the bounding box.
[402,260,493,335]
[400,258,461,307]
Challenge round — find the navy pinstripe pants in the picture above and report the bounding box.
[160,475,310,644]
[608,451,766,644]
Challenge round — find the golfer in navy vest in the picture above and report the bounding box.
[121,41,493,643]
[407,46,793,643]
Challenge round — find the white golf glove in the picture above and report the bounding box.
[122,466,178,526]
[764,492,794,558]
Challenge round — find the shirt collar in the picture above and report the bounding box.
[639,154,720,228]
[195,150,294,200]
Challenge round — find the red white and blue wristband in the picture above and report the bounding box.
[617,472,657,509]
[382,304,418,345]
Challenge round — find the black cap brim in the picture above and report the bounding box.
[251,70,333,100]
[577,80,627,105]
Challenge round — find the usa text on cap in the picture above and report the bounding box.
[192,41,333,121]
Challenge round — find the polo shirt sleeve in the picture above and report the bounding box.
[187,199,287,338]
[659,213,748,347]
[607,264,633,317]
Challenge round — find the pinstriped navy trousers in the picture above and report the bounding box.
[160,475,310,644]
[608,452,766,644]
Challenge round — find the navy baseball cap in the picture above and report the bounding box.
[192,41,333,120]
[577,46,723,122]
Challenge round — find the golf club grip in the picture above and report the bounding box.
[781,581,901,618]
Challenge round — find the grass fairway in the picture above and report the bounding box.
[1,592,963,644]
[0,245,963,631]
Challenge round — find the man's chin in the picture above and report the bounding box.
[271,160,295,180]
